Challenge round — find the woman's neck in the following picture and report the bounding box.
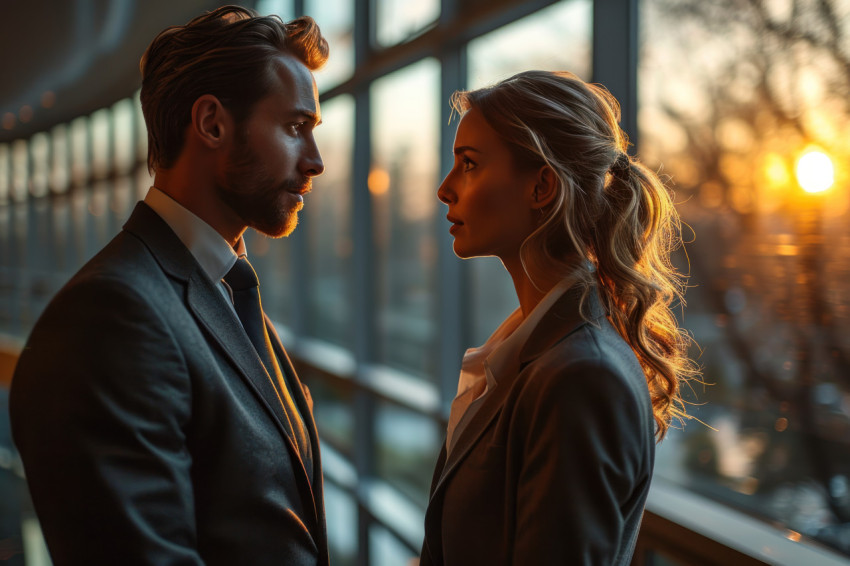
[501,255,557,319]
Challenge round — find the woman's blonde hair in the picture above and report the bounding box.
[452,70,695,439]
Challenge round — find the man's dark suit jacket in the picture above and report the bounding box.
[10,202,327,566]
[420,288,656,566]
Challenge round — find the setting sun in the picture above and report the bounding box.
[795,150,835,194]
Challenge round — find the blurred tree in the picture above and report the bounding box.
[642,0,850,554]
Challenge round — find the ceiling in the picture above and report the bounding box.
[0,0,255,144]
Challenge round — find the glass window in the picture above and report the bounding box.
[304,370,354,456]
[11,140,28,203]
[29,133,49,198]
[306,0,354,92]
[50,194,74,277]
[465,0,593,345]
[69,116,89,187]
[87,181,112,252]
[467,0,593,89]
[641,0,850,556]
[134,91,147,165]
[305,95,354,347]
[374,0,439,47]
[255,0,295,20]
[50,124,70,194]
[90,108,111,180]
[468,257,518,346]
[135,162,154,201]
[112,99,135,175]
[0,206,10,333]
[110,177,135,226]
[368,524,417,566]
[249,230,294,326]
[644,551,686,566]
[69,187,88,266]
[371,59,441,380]
[0,144,9,204]
[0,389,42,566]
[374,399,441,509]
[325,483,357,566]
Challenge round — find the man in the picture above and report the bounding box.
[10,7,328,565]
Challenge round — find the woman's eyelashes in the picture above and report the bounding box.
[461,155,476,172]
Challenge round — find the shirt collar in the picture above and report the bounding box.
[485,276,577,383]
[143,187,245,282]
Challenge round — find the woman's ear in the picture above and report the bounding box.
[530,165,558,209]
[191,94,231,149]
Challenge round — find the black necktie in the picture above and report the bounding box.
[224,257,313,481]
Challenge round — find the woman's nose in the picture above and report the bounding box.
[437,174,454,204]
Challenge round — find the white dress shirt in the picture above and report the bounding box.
[144,186,247,309]
[446,276,578,455]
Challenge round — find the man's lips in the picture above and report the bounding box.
[287,182,312,203]
[292,184,312,196]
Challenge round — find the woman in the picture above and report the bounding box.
[420,71,694,566]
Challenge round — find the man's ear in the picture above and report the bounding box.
[191,94,231,149]
[530,165,558,209]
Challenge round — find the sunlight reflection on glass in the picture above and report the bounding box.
[306,0,354,92]
[642,0,850,555]
[467,0,592,89]
[375,0,439,46]
[796,150,835,194]
[255,0,294,20]
[305,95,354,347]
[371,59,440,379]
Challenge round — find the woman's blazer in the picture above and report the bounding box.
[420,287,656,566]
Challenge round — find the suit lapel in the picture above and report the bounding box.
[125,202,326,556]
[428,285,607,504]
[428,362,511,501]
[123,203,310,484]
[184,274,298,443]
[267,320,326,537]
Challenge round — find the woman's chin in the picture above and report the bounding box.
[452,242,490,260]
[452,242,472,259]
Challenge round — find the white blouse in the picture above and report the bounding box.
[446,276,578,454]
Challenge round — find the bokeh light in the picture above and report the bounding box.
[796,150,835,194]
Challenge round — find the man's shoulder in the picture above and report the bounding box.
[49,229,171,314]
[74,214,182,284]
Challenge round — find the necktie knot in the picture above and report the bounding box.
[225,257,259,292]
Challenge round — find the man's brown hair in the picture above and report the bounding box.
[139,5,328,172]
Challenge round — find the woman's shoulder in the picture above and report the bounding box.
[516,318,652,415]
[533,314,640,373]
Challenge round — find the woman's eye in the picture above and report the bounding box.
[461,156,476,172]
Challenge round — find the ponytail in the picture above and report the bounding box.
[592,157,694,439]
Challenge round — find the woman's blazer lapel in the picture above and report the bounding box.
[429,286,607,501]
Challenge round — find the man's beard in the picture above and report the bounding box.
[215,140,310,239]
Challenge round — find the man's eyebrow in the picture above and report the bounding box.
[453,145,481,155]
[288,109,321,126]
